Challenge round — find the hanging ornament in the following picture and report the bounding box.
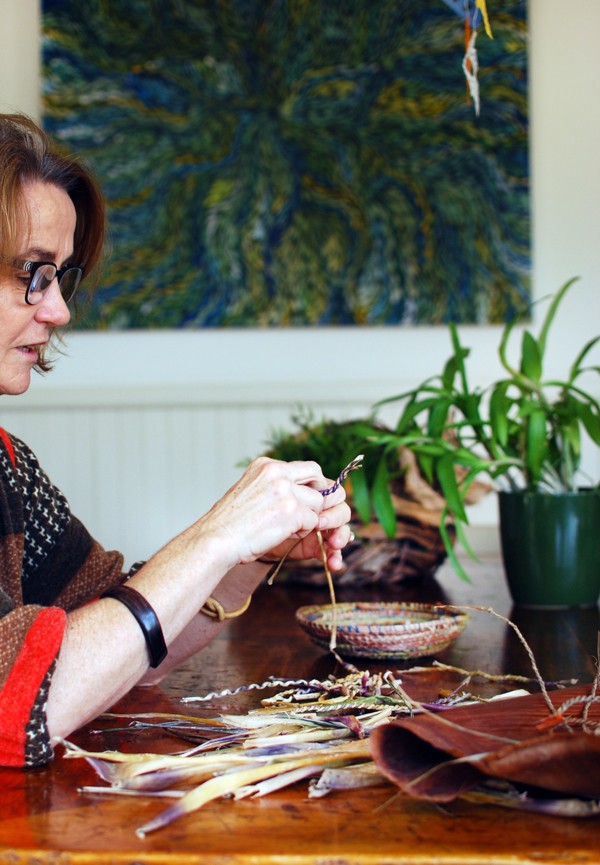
[440,0,493,115]
[463,26,481,116]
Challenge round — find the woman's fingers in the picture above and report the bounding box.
[264,516,354,569]
[317,495,350,530]
[285,459,328,487]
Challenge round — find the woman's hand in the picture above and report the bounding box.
[262,490,353,571]
[200,457,352,570]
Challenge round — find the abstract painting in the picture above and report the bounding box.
[41,0,529,328]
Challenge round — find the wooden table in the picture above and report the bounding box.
[2,555,600,864]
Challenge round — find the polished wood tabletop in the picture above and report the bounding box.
[1,554,600,864]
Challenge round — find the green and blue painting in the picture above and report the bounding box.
[42,0,529,328]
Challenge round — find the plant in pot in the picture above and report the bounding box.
[261,409,488,586]
[369,277,600,607]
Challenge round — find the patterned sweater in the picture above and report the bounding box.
[0,428,132,768]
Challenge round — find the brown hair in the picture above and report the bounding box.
[0,113,106,370]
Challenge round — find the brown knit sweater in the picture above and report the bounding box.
[0,428,132,767]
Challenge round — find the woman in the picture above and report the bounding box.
[0,113,352,768]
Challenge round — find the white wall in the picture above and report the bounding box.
[0,0,599,564]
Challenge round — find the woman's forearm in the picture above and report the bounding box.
[137,559,271,685]
[45,521,244,739]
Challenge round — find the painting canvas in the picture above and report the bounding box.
[41,0,529,329]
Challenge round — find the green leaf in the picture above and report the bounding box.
[558,382,600,416]
[449,324,470,395]
[498,309,523,378]
[578,402,600,445]
[410,442,454,458]
[371,459,397,538]
[538,276,580,358]
[488,380,511,448]
[462,392,484,424]
[520,330,542,382]
[374,380,439,412]
[562,418,581,465]
[446,446,490,472]
[436,455,468,524]
[569,335,600,383]
[416,452,434,485]
[348,464,371,525]
[453,515,478,564]
[525,408,547,485]
[441,348,470,392]
[439,515,472,583]
[427,398,452,438]
[395,395,445,434]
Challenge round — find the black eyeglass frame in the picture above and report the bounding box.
[22,260,84,306]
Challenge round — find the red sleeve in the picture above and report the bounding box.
[0,607,66,767]
[0,428,130,767]
[0,428,15,467]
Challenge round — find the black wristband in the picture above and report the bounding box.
[101,584,168,668]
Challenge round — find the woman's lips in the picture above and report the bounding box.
[16,344,40,359]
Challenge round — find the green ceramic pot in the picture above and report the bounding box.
[498,488,600,608]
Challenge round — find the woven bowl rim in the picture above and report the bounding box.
[296,601,468,632]
[295,602,468,659]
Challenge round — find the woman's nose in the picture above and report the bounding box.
[35,279,71,326]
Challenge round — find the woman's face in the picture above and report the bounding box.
[0,180,76,396]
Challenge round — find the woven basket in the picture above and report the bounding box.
[296,601,469,660]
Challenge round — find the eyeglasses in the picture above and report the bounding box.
[21,260,84,306]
